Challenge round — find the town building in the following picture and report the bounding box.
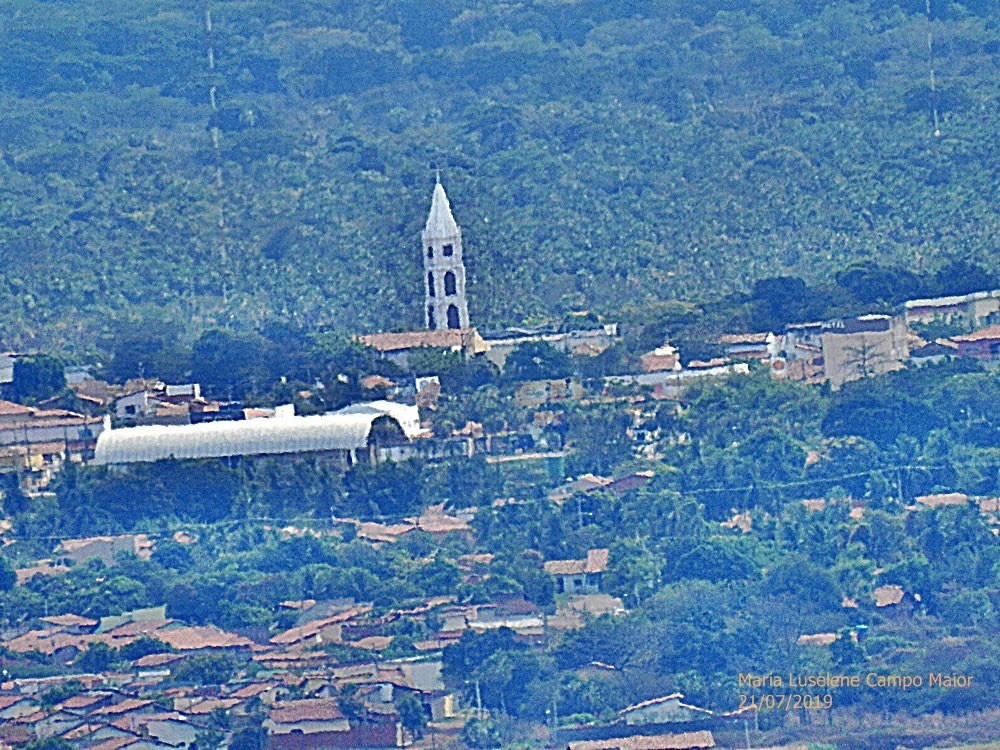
[904,288,1000,328]
[93,401,423,466]
[952,324,1000,361]
[544,549,610,595]
[820,314,909,389]
[357,329,489,369]
[482,325,618,370]
[423,177,470,331]
[0,400,104,481]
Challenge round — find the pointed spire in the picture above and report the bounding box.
[423,181,460,240]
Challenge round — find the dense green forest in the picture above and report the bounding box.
[2,0,1000,358]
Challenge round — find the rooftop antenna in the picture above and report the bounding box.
[926,0,942,138]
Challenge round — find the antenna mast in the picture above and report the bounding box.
[204,2,230,301]
[926,0,942,137]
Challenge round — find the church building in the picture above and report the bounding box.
[423,177,470,330]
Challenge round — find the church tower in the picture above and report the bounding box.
[422,177,470,330]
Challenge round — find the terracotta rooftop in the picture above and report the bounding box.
[0,695,29,710]
[544,548,610,576]
[0,401,35,417]
[134,652,185,668]
[92,698,154,715]
[270,605,372,645]
[58,691,112,710]
[357,328,481,353]
[229,683,275,699]
[154,625,255,651]
[952,324,1000,342]
[87,736,141,750]
[269,698,345,724]
[568,731,715,750]
[41,613,99,628]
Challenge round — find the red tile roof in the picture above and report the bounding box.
[92,698,154,715]
[86,736,141,750]
[952,324,1000,342]
[358,329,478,353]
[41,614,99,628]
[58,692,112,710]
[154,625,254,651]
[544,548,610,576]
[269,698,345,724]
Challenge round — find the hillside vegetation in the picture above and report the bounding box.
[2,0,999,356]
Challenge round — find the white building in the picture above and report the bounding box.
[423,177,470,331]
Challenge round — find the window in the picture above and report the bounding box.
[447,304,460,329]
[444,271,457,296]
[427,272,435,297]
[125,405,136,415]
[427,306,436,329]
[427,246,434,258]
[443,243,454,256]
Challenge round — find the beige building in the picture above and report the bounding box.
[820,315,909,390]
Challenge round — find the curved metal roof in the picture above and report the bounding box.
[93,402,420,465]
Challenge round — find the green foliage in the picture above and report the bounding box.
[461,717,503,749]
[73,642,120,673]
[395,692,427,738]
[9,355,64,403]
[0,554,15,592]
[503,342,573,382]
[173,652,239,685]
[37,680,84,708]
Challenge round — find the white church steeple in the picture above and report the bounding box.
[422,177,470,330]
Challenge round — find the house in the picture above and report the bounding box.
[819,315,909,390]
[357,329,489,368]
[482,325,618,370]
[605,470,655,496]
[619,695,714,726]
[56,535,154,566]
[545,549,610,595]
[0,401,104,474]
[114,383,204,423]
[264,699,351,743]
[640,345,681,373]
[904,289,1000,328]
[270,606,372,648]
[550,474,613,503]
[40,614,99,634]
[717,333,779,361]
[0,695,37,721]
[952,324,1000,361]
[153,625,255,652]
[567,730,715,750]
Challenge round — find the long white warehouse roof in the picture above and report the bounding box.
[93,401,421,465]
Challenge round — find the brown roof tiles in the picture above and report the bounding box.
[269,698,345,724]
